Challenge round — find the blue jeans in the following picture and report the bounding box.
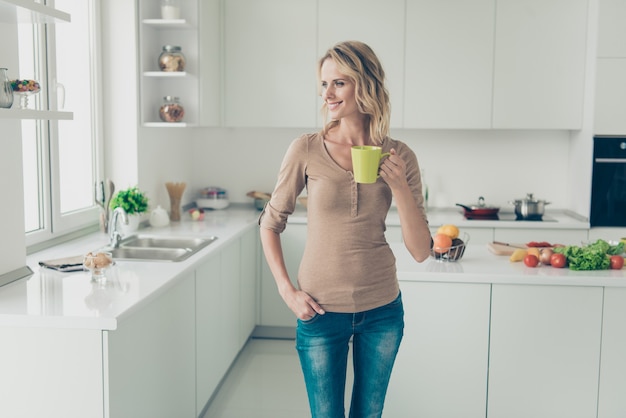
[296,293,404,418]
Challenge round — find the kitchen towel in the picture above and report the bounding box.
[39,255,85,272]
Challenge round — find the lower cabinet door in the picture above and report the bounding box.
[598,287,626,418]
[108,273,196,418]
[488,284,602,418]
[385,281,491,417]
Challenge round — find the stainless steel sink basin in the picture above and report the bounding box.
[101,235,218,262]
[120,235,214,250]
[108,247,191,262]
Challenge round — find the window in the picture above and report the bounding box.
[20,0,103,247]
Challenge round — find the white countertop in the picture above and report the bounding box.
[0,207,261,331]
[289,207,590,230]
[392,242,626,287]
[0,205,603,331]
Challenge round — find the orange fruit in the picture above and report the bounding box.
[432,233,453,254]
[437,224,459,239]
[526,247,540,259]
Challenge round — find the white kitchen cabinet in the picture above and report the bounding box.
[107,272,196,418]
[195,252,222,413]
[196,236,243,412]
[317,0,405,128]
[598,287,626,418]
[594,0,626,134]
[487,284,603,418]
[385,281,491,417]
[597,0,626,58]
[223,0,317,128]
[220,237,242,365]
[594,59,626,134]
[492,0,588,129]
[137,0,199,127]
[260,223,306,327]
[197,230,259,415]
[493,227,588,245]
[239,227,258,345]
[404,0,495,129]
[0,327,104,418]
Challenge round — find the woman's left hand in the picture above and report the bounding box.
[379,148,408,190]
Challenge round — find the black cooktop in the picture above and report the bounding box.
[466,213,557,222]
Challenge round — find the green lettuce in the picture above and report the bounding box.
[552,239,623,271]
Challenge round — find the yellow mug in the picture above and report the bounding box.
[351,146,390,184]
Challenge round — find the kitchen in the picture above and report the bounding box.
[1,0,626,417]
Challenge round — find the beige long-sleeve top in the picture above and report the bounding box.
[259,133,427,313]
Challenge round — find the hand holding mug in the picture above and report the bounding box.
[351,145,390,184]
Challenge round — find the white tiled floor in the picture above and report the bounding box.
[202,338,354,418]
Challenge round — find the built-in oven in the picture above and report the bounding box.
[590,136,626,227]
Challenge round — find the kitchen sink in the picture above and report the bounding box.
[119,235,214,250]
[101,235,218,262]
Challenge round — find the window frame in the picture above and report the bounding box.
[24,0,104,249]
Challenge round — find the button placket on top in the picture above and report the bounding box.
[349,172,358,217]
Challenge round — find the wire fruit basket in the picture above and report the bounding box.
[431,233,470,262]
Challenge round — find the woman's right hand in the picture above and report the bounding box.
[281,287,325,320]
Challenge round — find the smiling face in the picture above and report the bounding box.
[319,58,362,122]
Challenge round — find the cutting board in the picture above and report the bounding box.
[487,242,527,256]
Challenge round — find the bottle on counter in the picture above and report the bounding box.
[159,96,185,122]
[158,45,186,72]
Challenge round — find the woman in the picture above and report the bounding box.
[259,40,431,418]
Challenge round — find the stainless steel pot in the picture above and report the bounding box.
[509,193,550,219]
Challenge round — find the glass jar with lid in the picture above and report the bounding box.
[159,96,185,122]
[158,45,186,72]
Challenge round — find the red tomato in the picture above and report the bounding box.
[524,254,539,267]
[550,253,567,268]
[610,255,624,270]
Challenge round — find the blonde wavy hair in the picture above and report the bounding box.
[318,41,391,145]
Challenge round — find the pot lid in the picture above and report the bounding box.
[512,193,547,203]
[467,196,499,210]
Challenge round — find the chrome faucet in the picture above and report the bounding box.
[108,207,129,248]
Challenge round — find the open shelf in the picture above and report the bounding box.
[0,108,73,120]
[0,0,70,23]
[143,122,193,128]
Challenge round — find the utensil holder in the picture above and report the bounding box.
[166,182,186,222]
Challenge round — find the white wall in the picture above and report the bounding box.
[188,128,574,212]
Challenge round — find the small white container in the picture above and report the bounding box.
[160,0,180,19]
[150,205,170,227]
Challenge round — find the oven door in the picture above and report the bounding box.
[590,137,626,227]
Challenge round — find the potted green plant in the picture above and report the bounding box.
[109,186,149,233]
[109,186,149,214]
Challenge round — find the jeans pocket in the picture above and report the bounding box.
[297,313,320,325]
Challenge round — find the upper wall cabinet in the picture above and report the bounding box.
[209,0,590,130]
[223,0,317,128]
[492,0,588,129]
[404,0,495,129]
[594,0,626,135]
[317,0,406,128]
[597,0,626,58]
